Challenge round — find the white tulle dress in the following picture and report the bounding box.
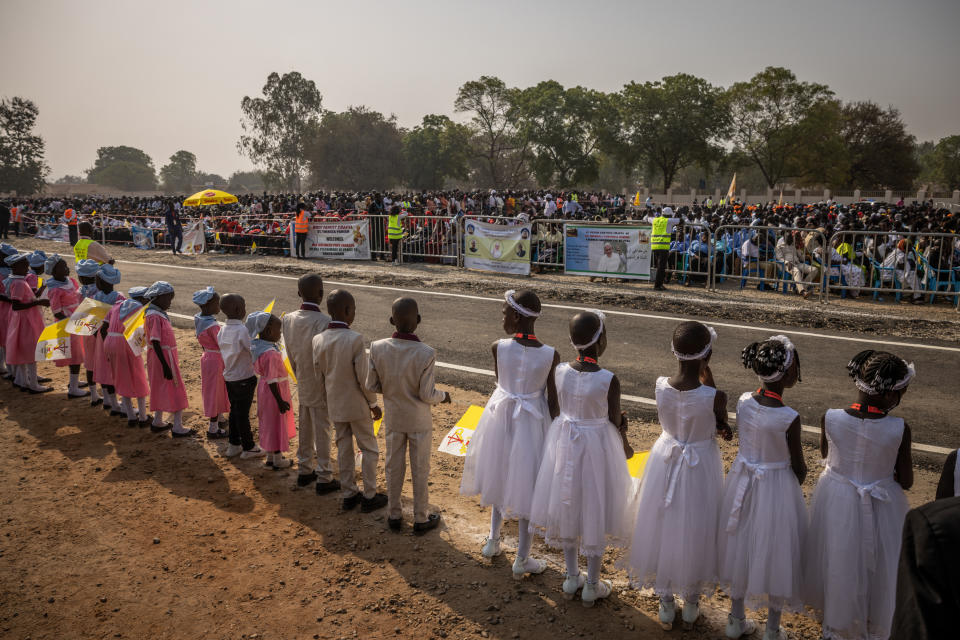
[717,393,806,611]
[627,377,724,598]
[460,339,555,520]
[804,409,909,640]
[527,363,637,556]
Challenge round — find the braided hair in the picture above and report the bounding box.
[846,350,911,395]
[741,336,801,382]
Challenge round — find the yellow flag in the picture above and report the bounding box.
[66,298,112,336]
[632,191,641,206]
[122,305,147,355]
[215,232,221,243]
[262,302,295,384]
[627,450,651,480]
[438,405,485,457]
[250,241,257,254]
[35,318,72,361]
[778,190,783,206]
[37,277,43,288]
[726,173,737,200]
[264,299,275,314]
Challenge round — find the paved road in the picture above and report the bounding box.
[117,259,959,452]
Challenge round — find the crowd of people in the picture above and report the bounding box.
[0,226,956,638]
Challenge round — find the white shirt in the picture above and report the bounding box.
[741,239,759,260]
[218,318,255,381]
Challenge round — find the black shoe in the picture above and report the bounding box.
[67,391,89,399]
[37,376,52,384]
[138,420,151,429]
[296,471,317,487]
[171,429,195,438]
[150,423,172,433]
[90,398,103,407]
[28,386,53,394]
[341,493,362,511]
[360,493,388,513]
[413,514,440,535]
[206,429,228,440]
[110,410,125,417]
[315,479,341,496]
[388,517,403,532]
[127,419,139,428]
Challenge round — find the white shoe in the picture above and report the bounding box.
[562,572,585,600]
[271,457,292,469]
[240,446,266,459]
[763,627,788,640]
[682,599,700,629]
[726,615,758,638]
[659,599,676,630]
[480,537,502,559]
[581,579,611,607]
[512,555,547,580]
[225,444,243,457]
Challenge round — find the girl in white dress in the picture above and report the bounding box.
[460,289,559,579]
[720,336,808,640]
[804,350,914,640]
[627,321,732,631]
[528,310,636,607]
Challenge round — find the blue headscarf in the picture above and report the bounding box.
[43,253,63,275]
[128,286,148,300]
[97,264,121,285]
[28,250,47,268]
[192,286,217,306]
[76,259,99,277]
[4,253,27,266]
[116,298,143,321]
[145,280,174,300]
[244,311,271,338]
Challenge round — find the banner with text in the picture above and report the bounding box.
[563,223,652,280]
[291,220,371,260]
[463,220,531,275]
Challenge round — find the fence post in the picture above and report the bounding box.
[101,216,106,245]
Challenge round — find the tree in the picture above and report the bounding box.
[402,115,471,190]
[454,76,529,189]
[54,174,84,184]
[238,71,323,191]
[159,150,197,193]
[726,67,836,188]
[0,97,49,195]
[510,81,612,187]
[305,106,403,191]
[930,135,960,190]
[85,145,157,190]
[838,102,918,189]
[615,74,728,190]
[227,170,266,192]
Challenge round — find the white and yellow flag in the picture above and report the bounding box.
[35,318,72,361]
[66,298,113,336]
[123,305,147,355]
[726,173,737,200]
[263,299,296,384]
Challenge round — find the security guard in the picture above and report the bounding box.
[294,206,311,259]
[647,206,680,291]
[387,205,406,265]
[64,207,78,245]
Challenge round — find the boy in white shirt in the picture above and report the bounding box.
[218,294,264,458]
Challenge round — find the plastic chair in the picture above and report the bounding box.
[919,255,958,305]
[773,259,797,294]
[739,255,763,290]
[869,259,901,302]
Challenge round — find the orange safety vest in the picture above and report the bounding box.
[64,208,77,225]
[295,210,309,234]
[10,207,20,222]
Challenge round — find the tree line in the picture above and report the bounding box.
[2,67,960,196]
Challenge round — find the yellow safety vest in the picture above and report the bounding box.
[651,217,670,251]
[387,214,404,240]
[73,238,92,262]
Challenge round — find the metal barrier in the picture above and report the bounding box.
[531,219,566,271]
[664,221,713,288]
[397,214,459,265]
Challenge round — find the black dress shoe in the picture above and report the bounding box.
[90,398,103,407]
[67,391,89,400]
[171,429,194,438]
[28,387,53,394]
[388,517,403,532]
[127,419,139,428]
[37,376,52,384]
[110,410,125,417]
[413,514,441,535]
[150,423,172,433]
[341,493,362,511]
[296,471,317,487]
[315,479,341,495]
[360,493,388,513]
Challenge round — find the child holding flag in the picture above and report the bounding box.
[193,286,229,439]
[144,281,190,437]
[75,259,101,403]
[92,264,125,416]
[43,254,87,398]
[247,311,296,469]
[0,243,18,378]
[4,253,51,393]
[104,286,151,427]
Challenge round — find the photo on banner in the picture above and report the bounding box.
[289,219,371,260]
[131,225,155,250]
[180,221,206,255]
[563,223,652,280]
[34,224,69,242]
[463,220,531,276]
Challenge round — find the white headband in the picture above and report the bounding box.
[672,325,717,360]
[854,361,915,395]
[757,335,796,382]
[571,310,605,350]
[504,290,540,318]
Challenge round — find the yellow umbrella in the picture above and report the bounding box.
[183,189,238,207]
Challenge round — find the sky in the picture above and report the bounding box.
[2,0,958,180]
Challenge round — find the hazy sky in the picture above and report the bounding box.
[2,0,958,180]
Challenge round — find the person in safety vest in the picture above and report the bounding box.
[73,221,114,265]
[64,207,78,245]
[387,205,407,265]
[644,206,681,291]
[294,205,312,259]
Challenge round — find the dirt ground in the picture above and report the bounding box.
[0,324,946,640]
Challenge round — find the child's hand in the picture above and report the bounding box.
[441,391,451,404]
[37,299,50,307]
[370,405,382,420]
[717,423,733,441]
[278,399,290,414]
[619,411,628,429]
[162,364,174,380]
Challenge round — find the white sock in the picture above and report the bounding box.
[153,411,164,427]
[13,365,24,387]
[563,547,579,577]
[489,507,503,541]
[586,556,602,584]
[122,397,136,420]
[107,392,118,409]
[137,397,147,420]
[208,419,218,433]
[172,411,184,431]
[68,372,80,394]
[27,363,40,390]
[89,382,100,402]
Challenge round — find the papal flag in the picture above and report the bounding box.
[35,318,72,361]
[632,191,641,207]
[123,304,147,355]
[66,297,113,335]
[262,300,296,384]
[726,173,737,200]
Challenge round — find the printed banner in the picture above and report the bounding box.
[34,224,70,242]
[291,219,371,260]
[131,225,156,250]
[437,405,485,457]
[563,223,652,280]
[463,220,531,275]
[180,222,206,255]
[66,298,113,335]
[35,318,72,361]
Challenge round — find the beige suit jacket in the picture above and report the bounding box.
[281,308,330,407]
[312,327,377,423]
[365,337,445,434]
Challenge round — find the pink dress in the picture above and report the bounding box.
[104,301,149,399]
[46,278,85,367]
[0,277,12,350]
[145,307,188,412]
[6,277,45,365]
[79,285,98,372]
[195,318,230,418]
[253,346,295,452]
[92,293,125,386]
[26,272,39,290]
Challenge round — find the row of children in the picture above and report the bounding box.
[459,289,916,640]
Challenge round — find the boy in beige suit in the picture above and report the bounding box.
[366,297,450,534]
[313,289,387,513]
[280,274,338,494]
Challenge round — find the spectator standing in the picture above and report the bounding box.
[164,204,183,255]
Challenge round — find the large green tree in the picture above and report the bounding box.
[86,145,157,190]
[305,106,403,191]
[227,170,266,192]
[238,71,323,191]
[159,150,197,193]
[510,80,612,187]
[726,67,836,188]
[402,115,471,190]
[454,76,529,189]
[929,135,960,190]
[0,97,49,195]
[615,73,728,190]
[838,102,918,189]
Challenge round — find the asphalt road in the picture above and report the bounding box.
[116,259,959,453]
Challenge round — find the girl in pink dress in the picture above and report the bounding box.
[143,281,191,437]
[92,264,125,417]
[3,253,51,393]
[76,260,103,406]
[26,251,46,292]
[246,311,295,469]
[104,287,151,428]
[43,254,87,398]
[192,286,229,439]
[0,244,19,377]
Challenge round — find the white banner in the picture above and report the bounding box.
[34,224,70,242]
[291,219,371,260]
[563,223,652,280]
[463,220,531,275]
[180,222,206,255]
